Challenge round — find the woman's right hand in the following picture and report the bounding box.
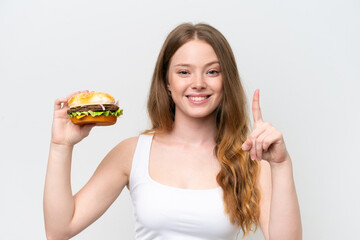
[51,91,95,146]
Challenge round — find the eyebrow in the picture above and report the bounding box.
[174,61,220,68]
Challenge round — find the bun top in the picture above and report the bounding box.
[68,92,115,108]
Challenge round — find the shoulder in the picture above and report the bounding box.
[111,136,139,163]
[102,136,139,179]
[114,136,139,153]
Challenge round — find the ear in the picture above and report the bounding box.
[167,83,172,97]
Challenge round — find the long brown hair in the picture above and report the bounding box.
[145,23,260,236]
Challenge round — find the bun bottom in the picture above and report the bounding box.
[70,115,117,126]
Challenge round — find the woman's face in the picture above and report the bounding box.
[167,40,223,120]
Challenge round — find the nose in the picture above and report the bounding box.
[191,73,206,90]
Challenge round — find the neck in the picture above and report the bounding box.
[169,112,217,146]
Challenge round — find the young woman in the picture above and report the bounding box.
[44,23,302,240]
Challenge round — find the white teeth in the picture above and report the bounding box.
[189,96,207,101]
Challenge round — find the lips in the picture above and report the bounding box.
[186,94,211,104]
[188,96,208,101]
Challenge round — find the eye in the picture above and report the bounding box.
[178,70,190,75]
[207,69,220,76]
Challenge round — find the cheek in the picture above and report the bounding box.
[215,80,224,102]
[167,72,174,91]
[216,79,223,94]
[167,74,178,92]
[168,79,187,94]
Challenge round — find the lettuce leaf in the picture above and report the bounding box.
[69,109,123,118]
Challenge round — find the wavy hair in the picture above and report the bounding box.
[145,23,260,236]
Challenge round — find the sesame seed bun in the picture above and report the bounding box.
[68,92,115,108]
[69,115,117,126]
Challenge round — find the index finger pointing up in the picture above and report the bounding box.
[252,89,263,123]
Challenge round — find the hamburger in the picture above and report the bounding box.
[67,92,123,126]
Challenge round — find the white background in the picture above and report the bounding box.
[0,0,359,239]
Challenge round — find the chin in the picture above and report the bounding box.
[178,108,218,120]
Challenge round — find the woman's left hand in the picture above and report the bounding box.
[242,89,289,164]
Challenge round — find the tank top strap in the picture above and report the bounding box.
[129,134,153,192]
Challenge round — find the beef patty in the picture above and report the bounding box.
[67,104,119,114]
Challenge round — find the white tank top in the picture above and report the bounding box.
[129,134,241,240]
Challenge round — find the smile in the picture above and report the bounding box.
[186,95,211,104]
[188,96,208,101]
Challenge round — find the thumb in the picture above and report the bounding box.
[81,124,96,137]
[242,139,252,151]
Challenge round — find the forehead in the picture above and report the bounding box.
[170,40,219,66]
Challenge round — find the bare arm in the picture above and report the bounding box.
[242,89,302,240]
[257,157,301,240]
[44,143,75,239]
[43,93,136,239]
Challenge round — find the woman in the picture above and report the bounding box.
[44,23,302,240]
